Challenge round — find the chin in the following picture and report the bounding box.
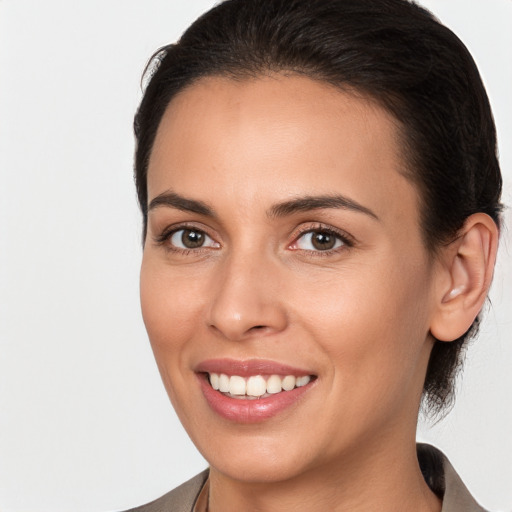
[210,452,312,484]
[191,426,317,483]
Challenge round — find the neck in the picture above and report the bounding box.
[207,436,441,512]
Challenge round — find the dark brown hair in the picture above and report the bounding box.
[134,0,502,415]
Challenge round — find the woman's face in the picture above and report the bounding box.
[140,75,440,482]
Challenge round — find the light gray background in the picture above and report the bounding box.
[0,1,511,511]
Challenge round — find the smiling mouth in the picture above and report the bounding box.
[206,372,314,400]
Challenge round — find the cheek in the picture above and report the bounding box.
[139,260,209,424]
[139,259,205,356]
[291,258,432,397]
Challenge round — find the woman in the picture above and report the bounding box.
[128,0,502,510]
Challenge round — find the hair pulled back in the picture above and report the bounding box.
[134,0,502,415]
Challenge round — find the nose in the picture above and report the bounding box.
[206,252,288,341]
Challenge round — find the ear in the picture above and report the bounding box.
[430,213,499,342]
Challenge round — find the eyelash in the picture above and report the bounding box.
[290,223,355,257]
[154,223,355,256]
[154,223,217,255]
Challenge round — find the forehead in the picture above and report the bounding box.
[148,75,419,226]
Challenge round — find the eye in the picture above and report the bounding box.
[292,229,346,252]
[169,228,219,250]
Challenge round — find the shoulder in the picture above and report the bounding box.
[417,443,488,512]
[122,470,209,512]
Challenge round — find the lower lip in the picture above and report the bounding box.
[198,375,314,423]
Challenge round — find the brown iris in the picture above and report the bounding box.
[181,229,205,248]
[311,231,337,250]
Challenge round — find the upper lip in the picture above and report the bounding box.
[195,358,315,377]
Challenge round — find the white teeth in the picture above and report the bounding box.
[209,373,220,390]
[219,373,230,393]
[208,372,312,397]
[247,375,267,397]
[296,375,311,387]
[281,375,296,391]
[266,374,283,394]
[229,375,247,395]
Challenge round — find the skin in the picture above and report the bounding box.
[140,75,444,511]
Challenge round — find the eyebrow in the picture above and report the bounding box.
[268,195,379,220]
[148,191,378,221]
[148,191,214,217]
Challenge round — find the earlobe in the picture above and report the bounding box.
[430,213,498,342]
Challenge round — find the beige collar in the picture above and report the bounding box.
[193,476,209,512]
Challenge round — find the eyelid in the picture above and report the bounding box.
[170,229,218,249]
[153,222,221,251]
[288,223,355,252]
[152,221,355,255]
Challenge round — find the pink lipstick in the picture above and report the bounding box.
[196,359,316,423]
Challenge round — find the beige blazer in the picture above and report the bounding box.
[123,444,487,512]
